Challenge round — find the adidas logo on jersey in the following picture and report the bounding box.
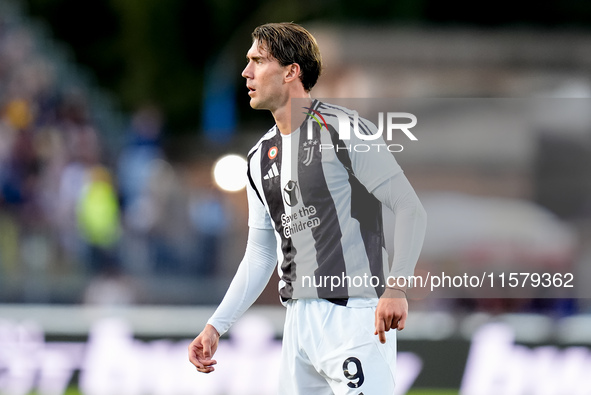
[263,163,279,180]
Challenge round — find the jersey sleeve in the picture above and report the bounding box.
[347,117,403,193]
[246,167,273,230]
[372,173,427,280]
[207,226,277,335]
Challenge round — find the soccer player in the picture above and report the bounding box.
[188,22,427,394]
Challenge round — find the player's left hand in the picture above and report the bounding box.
[374,287,408,344]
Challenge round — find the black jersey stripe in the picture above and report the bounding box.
[299,119,349,302]
[247,150,263,204]
[259,132,297,302]
[323,113,386,298]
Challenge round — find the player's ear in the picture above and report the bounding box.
[284,63,301,84]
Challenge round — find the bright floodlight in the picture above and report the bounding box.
[213,154,247,192]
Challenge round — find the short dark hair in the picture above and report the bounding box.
[252,22,322,92]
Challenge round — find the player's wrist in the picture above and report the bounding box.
[384,286,407,298]
[205,324,221,338]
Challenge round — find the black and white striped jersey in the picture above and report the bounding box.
[246,100,403,307]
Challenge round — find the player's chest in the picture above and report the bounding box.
[260,136,350,201]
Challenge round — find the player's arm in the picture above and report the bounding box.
[324,112,426,342]
[371,172,427,343]
[345,116,427,342]
[374,172,426,285]
[349,114,427,284]
[188,179,277,373]
[188,225,277,372]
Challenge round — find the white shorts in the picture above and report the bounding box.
[279,299,397,395]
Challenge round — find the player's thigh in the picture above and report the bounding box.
[320,307,397,395]
[278,349,334,395]
[279,300,334,395]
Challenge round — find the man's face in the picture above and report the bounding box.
[241,40,290,112]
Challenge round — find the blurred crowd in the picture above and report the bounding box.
[1,4,588,317]
[0,6,233,305]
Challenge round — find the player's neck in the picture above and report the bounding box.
[272,91,312,135]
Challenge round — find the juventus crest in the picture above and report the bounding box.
[302,139,318,167]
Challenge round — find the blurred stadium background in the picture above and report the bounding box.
[1,0,591,394]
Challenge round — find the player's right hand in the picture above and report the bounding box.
[188,324,220,373]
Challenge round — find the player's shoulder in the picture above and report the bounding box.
[247,125,279,158]
[316,100,355,119]
[316,100,377,134]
